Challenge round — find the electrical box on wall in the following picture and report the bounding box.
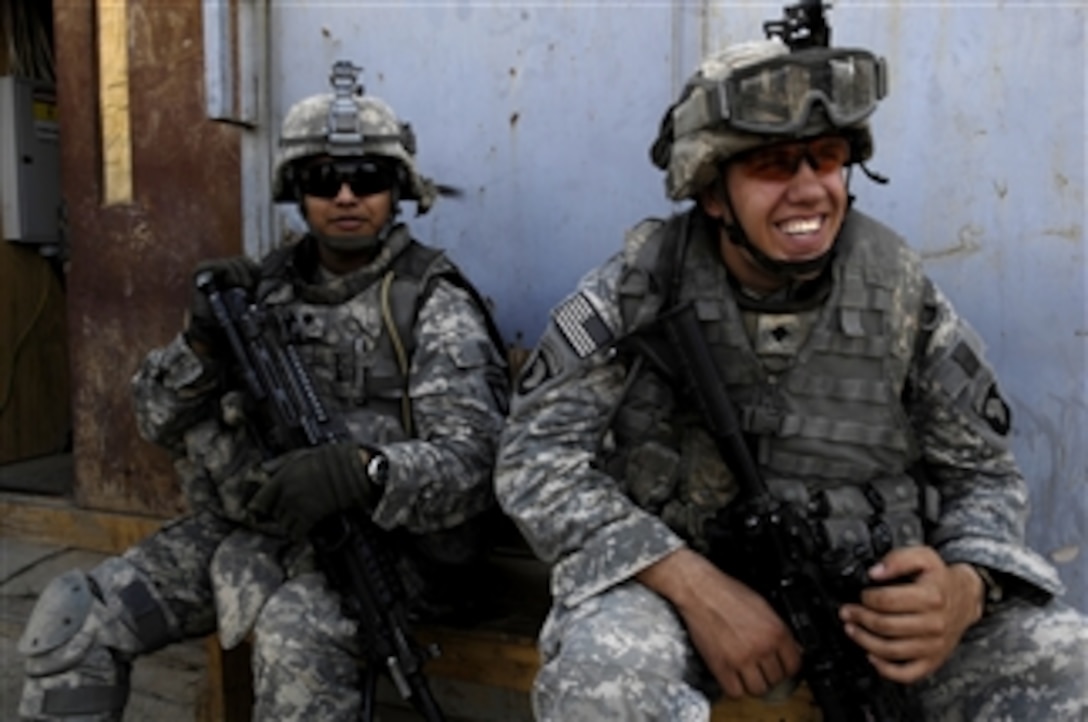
[0,75,60,249]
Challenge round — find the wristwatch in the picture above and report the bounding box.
[972,564,1005,614]
[366,451,390,487]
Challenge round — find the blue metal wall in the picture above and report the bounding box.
[251,1,1086,611]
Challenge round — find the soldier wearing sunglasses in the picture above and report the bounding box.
[18,62,510,721]
[496,15,1087,722]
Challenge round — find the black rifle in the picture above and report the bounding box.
[649,303,922,722]
[196,272,446,722]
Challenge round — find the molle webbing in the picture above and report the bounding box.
[259,235,501,435]
[769,475,925,555]
[702,215,920,482]
[617,210,925,487]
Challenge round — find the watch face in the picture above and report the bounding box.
[368,454,389,485]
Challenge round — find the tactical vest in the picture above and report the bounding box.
[612,210,930,552]
[255,225,503,443]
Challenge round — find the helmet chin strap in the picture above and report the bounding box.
[719,213,833,279]
[716,174,855,282]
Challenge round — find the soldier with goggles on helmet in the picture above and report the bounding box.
[496,7,1088,722]
[17,62,510,721]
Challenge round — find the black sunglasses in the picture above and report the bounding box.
[296,159,398,199]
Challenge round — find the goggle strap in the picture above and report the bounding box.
[326,133,402,155]
[276,133,404,152]
[671,82,727,138]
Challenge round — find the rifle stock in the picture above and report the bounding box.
[198,273,445,722]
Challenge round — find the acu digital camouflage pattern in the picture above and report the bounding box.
[531,580,1087,721]
[18,514,229,720]
[20,224,508,721]
[495,205,1088,720]
[133,225,507,536]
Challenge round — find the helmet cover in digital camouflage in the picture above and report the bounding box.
[651,39,876,201]
[272,89,438,214]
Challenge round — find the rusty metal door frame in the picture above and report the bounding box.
[203,0,273,261]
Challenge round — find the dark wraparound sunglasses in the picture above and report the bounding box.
[297,159,398,199]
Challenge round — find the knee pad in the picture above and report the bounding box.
[17,559,179,719]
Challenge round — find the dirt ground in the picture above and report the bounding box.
[1,540,206,721]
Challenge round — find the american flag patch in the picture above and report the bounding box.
[554,292,613,358]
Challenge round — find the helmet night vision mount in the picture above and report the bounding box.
[764,0,831,51]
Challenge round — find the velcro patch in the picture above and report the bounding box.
[554,292,613,359]
[517,342,560,396]
[981,384,1011,436]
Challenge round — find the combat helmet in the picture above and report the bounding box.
[272,61,438,214]
[650,1,886,201]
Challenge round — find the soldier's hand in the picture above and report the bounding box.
[185,255,260,356]
[638,548,801,699]
[839,545,984,684]
[246,442,377,540]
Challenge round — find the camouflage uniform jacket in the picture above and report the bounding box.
[132,223,509,536]
[496,207,1064,611]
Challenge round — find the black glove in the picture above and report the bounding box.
[247,442,376,540]
[185,255,260,354]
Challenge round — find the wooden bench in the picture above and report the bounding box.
[199,551,821,722]
[415,626,821,722]
[0,490,818,721]
[0,484,820,722]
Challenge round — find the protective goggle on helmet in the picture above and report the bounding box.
[671,47,886,139]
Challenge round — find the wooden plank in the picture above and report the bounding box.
[0,490,819,721]
[198,637,253,722]
[417,626,540,693]
[415,623,819,721]
[97,0,133,204]
[0,491,164,554]
[711,684,821,722]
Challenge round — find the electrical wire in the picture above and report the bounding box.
[0,0,58,415]
[0,255,52,416]
[1,1,54,82]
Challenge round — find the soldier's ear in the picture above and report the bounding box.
[698,176,731,221]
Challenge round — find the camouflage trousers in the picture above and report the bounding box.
[534,581,1088,721]
[63,512,365,721]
